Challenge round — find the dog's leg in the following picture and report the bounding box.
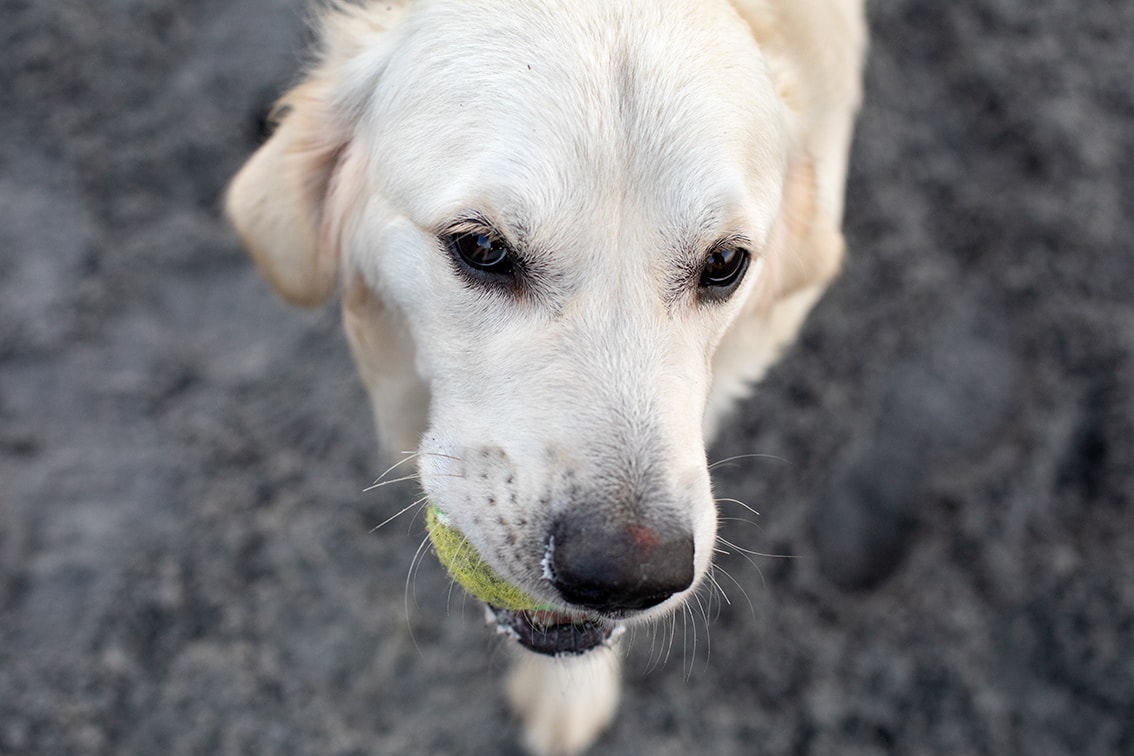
[506,646,621,756]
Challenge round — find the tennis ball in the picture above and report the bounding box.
[426,506,551,612]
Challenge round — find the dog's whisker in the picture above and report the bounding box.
[705,581,720,620]
[693,592,711,676]
[405,495,432,533]
[408,450,466,463]
[403,534,434,656]
[718,515,759,524]
[369,452,423,487]
[661,610,677,670]
[716,536,770,588]
[718,536,799,560]
[715,535,764,560]
[644,615,668,675]
[675,606,685,679]
[655,619,668,668]
[681,604,695,682]
[405,534,432,612]
[704,568,731,607]
[370,495,429,533]
[668,610,679,671]
[714,563,757,622]
[637,623,658,673]
[718,515,765,532]
[363,473,423,492]
[709,579,727,626]
[444,536,481,617]
[673,607,684,677]
[707,452,791,471]
[364,458,469,495]
[688,599,701,677]
[714,497,761,517]
[445,581,461,616]
[638,619,656,675]
[693,590,713,674]
[684,602,694,680]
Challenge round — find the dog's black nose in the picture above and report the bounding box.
[548,514,695,613]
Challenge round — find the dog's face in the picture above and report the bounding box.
[228,0,843,654]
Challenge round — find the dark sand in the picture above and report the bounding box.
[2,1,1131,753]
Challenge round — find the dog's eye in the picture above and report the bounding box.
[698,245,749,296]
[448,231,515,276]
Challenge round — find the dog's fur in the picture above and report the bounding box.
[226,1,865,753]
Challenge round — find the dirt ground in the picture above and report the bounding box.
[1,1,1131,754]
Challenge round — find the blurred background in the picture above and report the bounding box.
[1,1,1130,753]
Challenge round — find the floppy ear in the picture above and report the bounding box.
[773,155,846,300]
[225,81,352,307]
[703,156,845,441]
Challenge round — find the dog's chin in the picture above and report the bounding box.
[487,606,626,657]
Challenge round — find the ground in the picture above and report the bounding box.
[1,1,1131,754]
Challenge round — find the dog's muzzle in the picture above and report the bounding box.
[488,606,625,656]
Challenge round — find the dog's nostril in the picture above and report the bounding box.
[549,516,695,613]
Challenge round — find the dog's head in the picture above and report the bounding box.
[227,0,844,654]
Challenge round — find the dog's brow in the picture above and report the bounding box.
[439,210,532,250]
[679,229,754,267]
[495,207,537,252]
[438,212,498,237]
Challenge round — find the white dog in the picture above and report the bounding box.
[227,1,865,752]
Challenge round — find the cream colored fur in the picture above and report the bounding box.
[227,1,864,753]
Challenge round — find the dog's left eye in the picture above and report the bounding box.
[447,231,515,277]
[698,245,749,296]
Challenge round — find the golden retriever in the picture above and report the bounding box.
[226,1,865,752]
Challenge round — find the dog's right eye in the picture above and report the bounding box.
[447,231,515,277]
[697,244,750,301]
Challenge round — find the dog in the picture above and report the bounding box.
[226,1,865,752]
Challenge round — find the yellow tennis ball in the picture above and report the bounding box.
[426,506,550,611]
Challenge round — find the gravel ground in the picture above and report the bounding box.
[1,1,1131,754]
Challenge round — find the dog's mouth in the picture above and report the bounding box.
[487,606,624,656]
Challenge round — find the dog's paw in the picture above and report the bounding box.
[506,647,621,756]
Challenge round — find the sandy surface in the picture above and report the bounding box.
[2,1,1131,753]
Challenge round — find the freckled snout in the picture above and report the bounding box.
[548,511,695,613]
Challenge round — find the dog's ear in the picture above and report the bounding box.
[704,156,846,439]
[771,155,845,301]
[226,4,407,306]
[225,81,352,307]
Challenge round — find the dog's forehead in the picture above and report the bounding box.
[366,0,788,242]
